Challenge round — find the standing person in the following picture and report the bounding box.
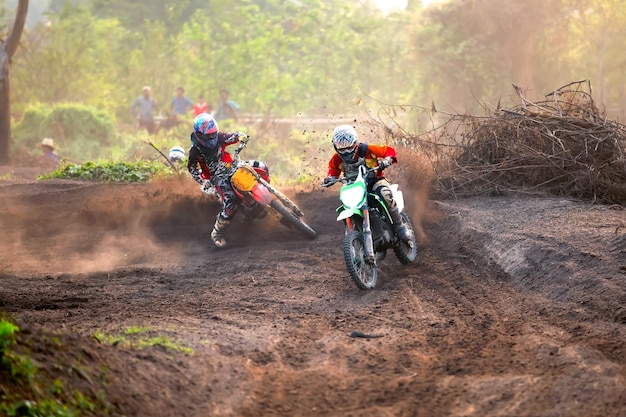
[213,89,240,122]
[131,86,157,134]
[170,86,194,118]
[187,113,248,247]
[193,94,211,117]
[322,125,411,241]
[40,138,61,169]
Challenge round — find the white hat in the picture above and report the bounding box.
[41,138,55,149]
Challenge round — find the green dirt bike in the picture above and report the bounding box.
[322,165,417,290]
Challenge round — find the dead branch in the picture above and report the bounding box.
[144,139,181,175]
[381,80,626,204]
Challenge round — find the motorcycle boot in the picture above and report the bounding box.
[211,214,231,247]
[389,205,411,242]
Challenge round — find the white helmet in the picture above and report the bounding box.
[168,146,186,162]
[332,125,358,156]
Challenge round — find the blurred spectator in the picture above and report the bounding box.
[213,89,240,122]
[131,86,157,134]
[193,94,212,117]
[40,138,61,169]
[170,86,194,118]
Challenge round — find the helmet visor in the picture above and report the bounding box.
[197,131,218,147]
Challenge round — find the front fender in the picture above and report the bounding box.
[251,183,273,206]
[337,207,363,222]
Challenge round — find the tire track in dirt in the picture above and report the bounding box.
[0,180,625,416]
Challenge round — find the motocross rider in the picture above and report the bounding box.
[187,112,266,247]
[322,124,411,241]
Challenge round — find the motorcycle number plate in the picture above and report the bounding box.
[231,167,257,192]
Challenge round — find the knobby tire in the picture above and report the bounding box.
[269,199,317,239]
[343,230,378,290]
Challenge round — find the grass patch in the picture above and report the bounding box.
[138,336,193,354]
[0,318,110,416]
[38,160,175,182]
[122,326,150,335]
[94,326,192,355]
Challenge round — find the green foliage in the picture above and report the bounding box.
[1,399,78,417]
[47,104,115,144]
[122,326,150,335]
[94,327,193,354]
[0,319,18,350]
[0,318,110,416]
[88,0,208,32]
[10,0,410,119]
[12,103,115,161]
[0,319,35,387]
[138,336,193,354]
[7,0,626,173]
[12,4,132,115]
[40,160,173,182]
[92,330,125,346]
[11,104,49,148]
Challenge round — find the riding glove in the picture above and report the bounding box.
[378,157,393,169]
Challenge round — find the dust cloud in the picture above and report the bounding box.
[0,179,201,275]
[394,147,436,244]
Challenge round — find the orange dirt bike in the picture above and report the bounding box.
[219,137,317,239]
[322,165,417,289]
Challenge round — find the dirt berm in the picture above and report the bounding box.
[0,177,624,417]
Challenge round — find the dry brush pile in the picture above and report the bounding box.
[387,81,626,205]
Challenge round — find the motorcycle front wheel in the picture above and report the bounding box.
[343,230,378,290]
[269,199,317,239]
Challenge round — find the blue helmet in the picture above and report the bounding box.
[192,113,219,153]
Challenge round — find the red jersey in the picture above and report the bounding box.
[327,143,397,178]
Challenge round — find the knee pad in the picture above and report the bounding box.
[377,186,395,208]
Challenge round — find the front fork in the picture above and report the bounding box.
[361,209,376,264]
[344,208,375,264]
[345,207,376,265]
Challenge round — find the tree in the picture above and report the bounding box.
[407,0,562,111]
[0,0,28,164]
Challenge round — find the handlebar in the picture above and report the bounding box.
[233,134,251,157]
[320,165,382,187]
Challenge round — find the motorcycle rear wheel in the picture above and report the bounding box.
[344,231,378,290]
[269,199,317,239]
[393,212,418,264]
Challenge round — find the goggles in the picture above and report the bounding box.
[336,144,357,159]
[197,131,218,146]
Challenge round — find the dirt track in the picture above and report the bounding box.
[0,177,625,417]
